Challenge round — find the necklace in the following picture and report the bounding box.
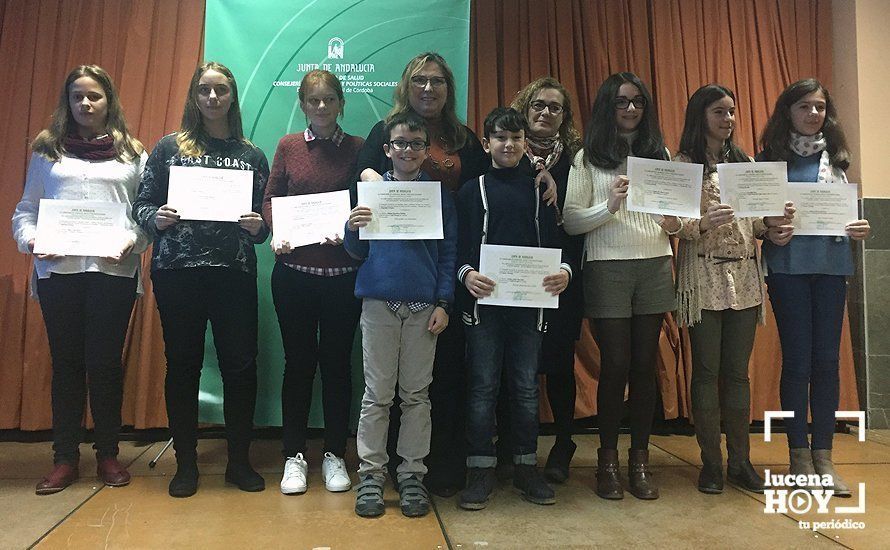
[427,135,455,173]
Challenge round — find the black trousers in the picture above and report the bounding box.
[152,267,258,465]
[37,272,137,464]
[271,263,360,458]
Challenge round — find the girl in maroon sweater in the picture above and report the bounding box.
[261,69,363,495]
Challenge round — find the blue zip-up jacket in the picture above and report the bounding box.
[343,170,457,304]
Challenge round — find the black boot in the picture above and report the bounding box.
[225,460,265,492]
[724,408,763,493]
[459,467,496,510]
[225,424,264,492]
[693,408,724,493]
[544,438,577,484]
[513,464,555,505]
[628,448,659,500]
[698,464,723,494]
[595,448,623,500]
[169,460,199,498]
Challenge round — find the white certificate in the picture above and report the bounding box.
[167,165,253,222]
[477,244,561,309]
[271,190,351,248]
[33,199,128,256]
[717,161,787,217]
[357,180,443,240]
[626,157,703,218]
[787,183,859,236]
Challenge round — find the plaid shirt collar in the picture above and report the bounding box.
[304,125,345,146]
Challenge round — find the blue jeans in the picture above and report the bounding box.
[767,273,847,450]
[465,305,543,467]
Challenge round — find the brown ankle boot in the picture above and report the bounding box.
[596,448,623,500]
[628,448,659,500]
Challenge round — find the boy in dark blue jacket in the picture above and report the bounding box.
[344,112,457,518]
[456,108,573,510]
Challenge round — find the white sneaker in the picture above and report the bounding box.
[280,454,308,494]
[322,452,352,492]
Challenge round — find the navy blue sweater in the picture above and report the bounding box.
[455,165,574,328]
[343,171,457,304]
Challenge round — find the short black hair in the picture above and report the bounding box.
[483,107,528,139]
[384,111,429,143]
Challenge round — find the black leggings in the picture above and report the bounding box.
[594,314,662,450]
[543,333,577,442]
[38,272,137,464]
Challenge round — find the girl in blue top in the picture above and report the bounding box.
[758,78,870,497]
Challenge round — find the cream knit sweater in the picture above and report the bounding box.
[563,149,672,261]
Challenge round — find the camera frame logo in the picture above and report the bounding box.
[762,410,866,531]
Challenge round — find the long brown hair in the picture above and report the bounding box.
[511,76,582,159]
[758,78,850,170]
[678,84,750,171]
[176,61,247,157]
[582,72,668,169]
[32,65,143,162]
[386,52,467,152]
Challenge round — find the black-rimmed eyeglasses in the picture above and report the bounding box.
[389,139,429,151]
[614,96,647,110]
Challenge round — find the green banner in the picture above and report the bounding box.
[200,0,471,426]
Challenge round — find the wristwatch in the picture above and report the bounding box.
[436,300,452,315]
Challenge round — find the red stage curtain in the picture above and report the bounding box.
[0,0,855,429]
[0,0,205,429]
[469,0,856,421]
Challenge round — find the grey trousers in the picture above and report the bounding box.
[689,306,758,466]
[356,299,438,482]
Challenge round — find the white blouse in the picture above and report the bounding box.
[12,152,149,285]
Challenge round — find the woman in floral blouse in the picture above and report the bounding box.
[661,84,792,496]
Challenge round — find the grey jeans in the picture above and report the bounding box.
[356,299,438,482]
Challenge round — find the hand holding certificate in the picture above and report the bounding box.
[271,190,350,249]
[167,165,253,222]
[786,183,859,236]
[626,157,703,218]
[717,161,787,217]
[356,180,443,240]
[476,244,562,309]
[33,199,129,257]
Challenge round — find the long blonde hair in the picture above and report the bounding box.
[32,65,143,162]
[386,52,467,152]
[176,61,247,157]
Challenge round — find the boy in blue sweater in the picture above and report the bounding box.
[456,108,573,510]
[344,112,457,518]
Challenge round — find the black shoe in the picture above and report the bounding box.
[355,475,385,518]
[513,464,555,505]
[697,464,724,494]
[168,463,199,498]
[399,475,431,517]
[427,480,460,498]
[225,462,265,492]
[727,461,765,494]
[425,469,464,497]
[544,439,577,484]
[459,467,496,510]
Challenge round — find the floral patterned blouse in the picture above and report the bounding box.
[674,154,766,312]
